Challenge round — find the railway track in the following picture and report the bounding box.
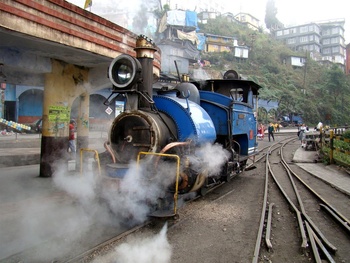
[5,133,349,262]
[253,138,350,262]
[62,135,350,263]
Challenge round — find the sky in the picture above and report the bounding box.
[231,0,349,41]
[66,0,349,43]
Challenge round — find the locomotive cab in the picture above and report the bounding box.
[192,71,261,179]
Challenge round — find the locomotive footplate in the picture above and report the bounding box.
[149,210,179,220]
[148,192,196,219]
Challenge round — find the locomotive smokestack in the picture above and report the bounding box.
[134,35,157,108]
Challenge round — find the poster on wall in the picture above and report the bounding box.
[48,105,70,122]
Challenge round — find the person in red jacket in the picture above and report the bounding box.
[68,119,76,158]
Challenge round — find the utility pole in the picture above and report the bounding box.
[302,51,307,93]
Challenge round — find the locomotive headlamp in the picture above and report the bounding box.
[108,54,142,90]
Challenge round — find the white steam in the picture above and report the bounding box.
[191,142,230,176]
[53,159,177,225]
[115,223,171,263]
[90,223,171,263]
[52,143,230,226]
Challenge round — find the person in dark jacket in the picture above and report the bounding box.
[268,123,275,142]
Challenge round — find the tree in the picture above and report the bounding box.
[265,0,281,31]
[323,65,348,106]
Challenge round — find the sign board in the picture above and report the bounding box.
[48,106,70,122]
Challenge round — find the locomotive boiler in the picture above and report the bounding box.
[102,35,261,217]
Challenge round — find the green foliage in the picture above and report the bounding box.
[321,145,350,166]
[343,131,350,139]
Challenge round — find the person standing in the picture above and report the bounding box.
[268,123,275,142]
[68,119,76,158]
[299,124,307,147]
[257,123,264,140]
[316,122,323,131]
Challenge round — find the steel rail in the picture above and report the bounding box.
[319,204,350,234]
[265,202,274,250]
[267,152,308,251]
[64,221,152,263]
[281,158,350,227]
[281,140,350,241]
[305,221,322,263]
[251,136,296,263]
[280,140,337,254]
[251,142,272,263]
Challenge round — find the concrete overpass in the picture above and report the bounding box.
[0,0,161,177]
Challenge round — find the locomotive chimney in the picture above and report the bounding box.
[134,35,157,108]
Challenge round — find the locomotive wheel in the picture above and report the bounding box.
[223,173,233,182]
[200,186,209,196]
[173,214,180,220]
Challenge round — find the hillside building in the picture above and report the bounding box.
[234,12,260,31]
[274,19,346,69]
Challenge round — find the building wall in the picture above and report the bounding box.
[158,44,189,74]
[274,21,345,68]
[234,13,260,31]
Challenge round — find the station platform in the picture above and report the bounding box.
[0,130,349,261]
[293,146,350,197]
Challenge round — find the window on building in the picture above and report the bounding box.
[287,38,296,44]
[323,38,330,45]
[309,35,314,41]
[300,26,308,33]
[323,48,330,54]
[283,29,289,35]
[323,29,330,36]
[331,37,338,44]
[300,36,308,43]
[276,30,283,36]
[332,46,339,53]
[331,28,338,34]
[309,25,314,31]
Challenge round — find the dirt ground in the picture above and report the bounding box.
[87,134,350,263]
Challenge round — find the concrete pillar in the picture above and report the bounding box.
[40,60,89,177]
[76,92,90,165]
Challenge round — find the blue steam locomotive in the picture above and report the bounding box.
[102,35,261,217]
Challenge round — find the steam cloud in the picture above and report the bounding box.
[115,223,171,263]
[89,223,171,263]
[0,141,229,260]
[52,142,230,226]
[190,142,231,176]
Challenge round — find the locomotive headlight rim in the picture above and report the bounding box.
[108,54,142,90]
